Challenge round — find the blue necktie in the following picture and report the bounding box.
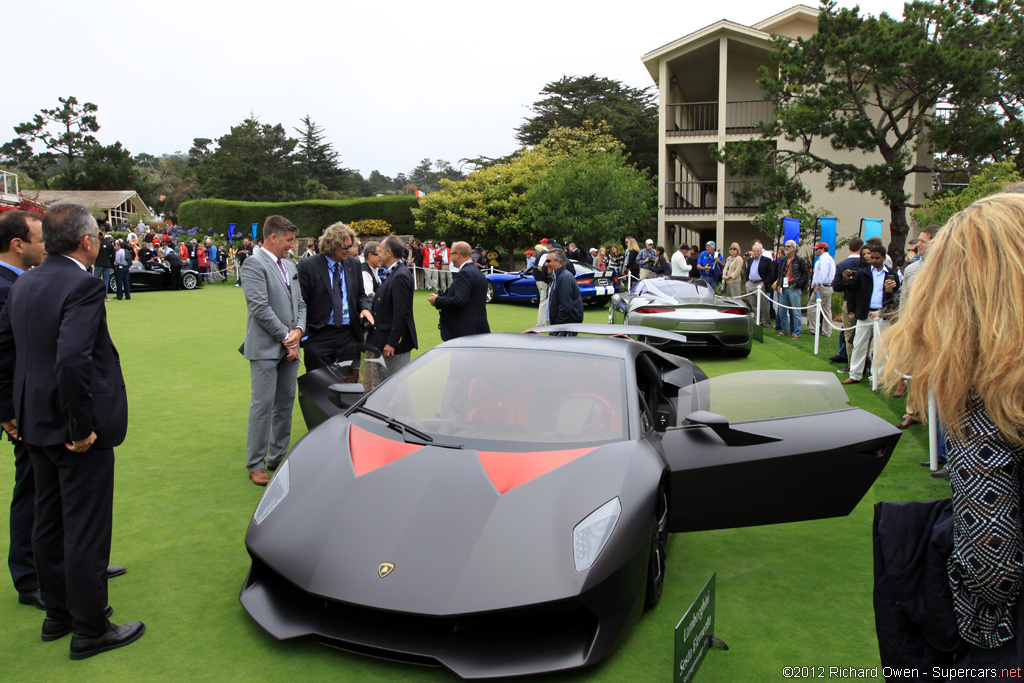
[331,262,349,326]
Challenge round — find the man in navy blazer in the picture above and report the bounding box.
[0,203,144,659]
[366,236,418,375]
[429,241,490,341]
[296,222,374,372]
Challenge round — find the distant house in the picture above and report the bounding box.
[641,4,930,250]
[24,190,154,226]
[1,170,19,206]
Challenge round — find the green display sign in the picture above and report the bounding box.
[674,572,716,683]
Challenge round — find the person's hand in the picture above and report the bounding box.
[360,309,375,327]
[283,328,301,349]
[2,418,17,440]
[843,269,852,281]
[884,279,896,292]
[383,344,395,358]
[428,293,438,306]
[285,346,300,362]
[66,431,97,453]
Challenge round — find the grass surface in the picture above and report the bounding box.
[0,284,946,681]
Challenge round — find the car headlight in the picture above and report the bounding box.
[573,497,621,571]
[253,460,290,524]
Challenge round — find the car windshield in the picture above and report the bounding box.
[646,279,709,299]
[358,347,627,450]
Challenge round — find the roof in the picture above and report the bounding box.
[640,4,820,81]
[25,190,149,211]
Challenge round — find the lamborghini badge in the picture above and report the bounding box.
[378,562,395,578]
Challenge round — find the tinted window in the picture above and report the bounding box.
[359,347,627,450]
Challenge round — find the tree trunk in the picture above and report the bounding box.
[887,193,909,266]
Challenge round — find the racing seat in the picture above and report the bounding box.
[466,378,530,429]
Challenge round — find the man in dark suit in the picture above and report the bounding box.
[545,249,584,325]
[296,222,374,373]
[0,203,144,659]
[428,241,490,341]
[743,242,777,326]
[366,236,418,377]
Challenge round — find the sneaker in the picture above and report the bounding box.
[838,366,850,374]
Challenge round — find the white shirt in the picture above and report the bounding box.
[870,267,885,309]
[812,252,836,287]
[671,250,690,276]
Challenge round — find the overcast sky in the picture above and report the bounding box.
[7,0,907,179]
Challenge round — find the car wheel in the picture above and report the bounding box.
[644,485,669,609]
[182,273,198,290]
[108,278,117,294]
[485,282,495,303]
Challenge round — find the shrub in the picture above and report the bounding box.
[349,219,392,236]
[177,196,421,241]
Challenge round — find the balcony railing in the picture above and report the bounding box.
[666,100,776,136]
[665,180,767,214]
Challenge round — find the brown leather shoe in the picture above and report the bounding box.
[267,462,278,472]
[249,469,269,486]
[896,415,918,430]
[840,378,859,385]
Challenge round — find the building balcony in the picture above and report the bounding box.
[666,100,776,137]
[665,180,768,216]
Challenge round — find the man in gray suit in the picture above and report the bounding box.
[241,216,306,486]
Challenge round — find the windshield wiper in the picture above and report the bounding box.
[348,406,465,449]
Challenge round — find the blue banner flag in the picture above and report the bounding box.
[251,223,259,240]
[861,218,883,242]
[228,223,236,245]
[782,217,801,246]
[818,217,837,257]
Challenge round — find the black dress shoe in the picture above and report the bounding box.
[106,565,127,579]
[828,355,845,363]
[41,606,114,642]
[930,466,950,479]
[18,589,46,610]
[70,621,146,660]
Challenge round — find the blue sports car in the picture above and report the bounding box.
[485,260,620,306]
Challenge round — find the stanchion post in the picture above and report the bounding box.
[755,286,762,326]
[813,298,821,356]
[927,392,938,471]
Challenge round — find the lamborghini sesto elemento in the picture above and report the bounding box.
[240,325,900,678]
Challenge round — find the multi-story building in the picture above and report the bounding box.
[641,4,931,251]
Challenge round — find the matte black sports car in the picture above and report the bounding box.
[610,277,753,356]
[240,326,900,678]
[107,261,203,293]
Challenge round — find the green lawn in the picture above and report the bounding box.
[0,284,945,681]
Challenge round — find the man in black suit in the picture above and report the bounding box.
[0,203,144,659]
[428,241,490,341]
[296,222,374,372]
[743,242,777,326]
[366,236,418,376]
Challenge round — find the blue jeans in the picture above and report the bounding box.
[96,267,113,295]
[114,266,131,299]
[700,276,719,292]
[778,287,802,335]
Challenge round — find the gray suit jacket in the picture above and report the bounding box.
[241,249,307,360]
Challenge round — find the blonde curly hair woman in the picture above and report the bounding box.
[879,190,1024,665]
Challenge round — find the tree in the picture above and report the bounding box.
[52,142,154,196]
[521,151,656,249]
[413,122,645,270]
[720,1,989,261]
[0,96,100,182]
[911,159,1022,228]
[186,117,301,202]
[137,152,201,221]
[407,158,465,193]
[913,0,1024,172]
[516,75,659,178]
[293,115,346,192]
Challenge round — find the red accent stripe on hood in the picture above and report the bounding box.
[478,448,594,494]
[349,424,423,476]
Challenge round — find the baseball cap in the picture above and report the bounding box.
[706,240,716,248]
[645,238,654,245]
[814,242,829,251]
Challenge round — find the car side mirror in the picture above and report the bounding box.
[684,410,780,447]
[329,382,366,410]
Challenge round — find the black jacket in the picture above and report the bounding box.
[777,255,809,290]
[547,266,584,325]
[366,262,418,355]
[743,255,776,289]
[433,263,490,341]
[95,239,116,269]
[837,264,900,320]
[297,254,372,341]
[0,256,127,448]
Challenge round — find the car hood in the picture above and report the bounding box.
[245,416,657,616]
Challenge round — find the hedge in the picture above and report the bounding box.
[176,196,426,240]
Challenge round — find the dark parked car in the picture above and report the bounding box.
[610,276,753,356]
[486,260,619,306]
[108,261,203,293]
[241,326,900,678]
